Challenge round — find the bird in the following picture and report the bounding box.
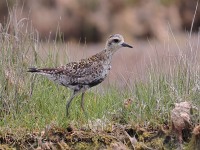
[28,34,133,116]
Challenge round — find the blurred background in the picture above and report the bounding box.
[0,0,200,42]
[0,0,199,85]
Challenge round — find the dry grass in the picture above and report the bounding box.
[0,5,200,149]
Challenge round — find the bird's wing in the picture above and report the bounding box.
[31,60,93,76]
[59,58,103,75]
[65,59,106,85]
[36,60,103,85]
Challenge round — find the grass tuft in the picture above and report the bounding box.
[0,6,199,140]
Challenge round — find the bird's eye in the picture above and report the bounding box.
[113,39,119,43]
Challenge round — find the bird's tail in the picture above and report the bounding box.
[27,67,40,73]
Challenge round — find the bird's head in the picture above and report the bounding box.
[105,34,133,51]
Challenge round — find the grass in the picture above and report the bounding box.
[0,7,200,149]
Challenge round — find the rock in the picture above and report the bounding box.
[171,101,192,149]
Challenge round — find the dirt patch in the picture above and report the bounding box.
[0,122,195,150]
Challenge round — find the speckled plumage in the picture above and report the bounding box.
[28,34,133,116]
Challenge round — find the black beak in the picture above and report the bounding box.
[121,42,133,48]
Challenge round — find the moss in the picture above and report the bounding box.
[186,131,200,150]
[0,144,14,150]
[147,138,165,149]
[74,142,94,150]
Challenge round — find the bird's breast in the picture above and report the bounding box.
[99,64,110,78]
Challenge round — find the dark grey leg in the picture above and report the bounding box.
[66,90,79,116]
[81,92,88,117]
[81,92,85,113]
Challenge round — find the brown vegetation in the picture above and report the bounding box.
[0,0,199,42]
[0,122,175,149]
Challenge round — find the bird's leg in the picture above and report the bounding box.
[81,92,89,117]
[81,92,86,113]
[66,90,78,116]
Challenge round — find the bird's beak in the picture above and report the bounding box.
[121,42,133,48]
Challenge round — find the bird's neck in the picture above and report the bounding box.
[104,47,118,56]
[95,48,115,65]
[101,49,113,60]
[92,48,117,64]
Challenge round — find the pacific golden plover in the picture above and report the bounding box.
[28,34,133,116]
